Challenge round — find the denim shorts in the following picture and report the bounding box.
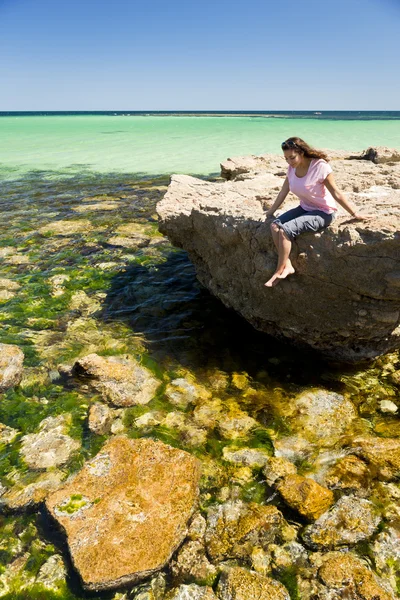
[273,205,335,241]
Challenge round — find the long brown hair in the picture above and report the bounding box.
[281,137,329,161]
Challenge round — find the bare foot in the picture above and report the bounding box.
[264,272,282,287]
[277,264,295,280]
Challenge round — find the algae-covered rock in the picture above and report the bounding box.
[169,540,217,586]
[88,402,114,435]
[0,422,19,445]
[0,470,66,510]
[263,456,297,486]
[20,414,80,469]
[277,474,334,521]
[324,454,371,494]
[291,389,357,446]
[352,436,400,480]
[72,353,160,407]
[69,290,101,316]
[217,566,290,600]
[35,554,67,592]
[0,343,24,392]
[165,377,211,409]
[39,219,92,235]
[46,436,201,591]
[302,496,381,549]
[370,525,400,593]
[165,584,218,600]
[318,552,395,600]
[205,500,284,561]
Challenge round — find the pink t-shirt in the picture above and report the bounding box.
[287,159,337,214]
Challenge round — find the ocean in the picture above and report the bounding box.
[0,111,399,180]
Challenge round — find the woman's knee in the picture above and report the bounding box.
[270,222,280,233]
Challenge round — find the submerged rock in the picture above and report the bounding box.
[0,343,24,392]
[276,474,334,521]
[35,554,67,592]
[72,353,160,407]
[302,496,381,549]
[324,454,371,494]
[157,151,400,362]
[88,402,114,435]
[20,414,80,469]
[165,584,218,600]
[263,456,297,486]
[217,566,290,600]
[205,500,285,561]
[318,552,395,600]
[0,470,66,510]
[370,525,400,593]
[351,436,400,480]
[46,436,201,591]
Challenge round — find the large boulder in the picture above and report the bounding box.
[0,343,24,392]
[46,436,201,591]
[157,150,400,362]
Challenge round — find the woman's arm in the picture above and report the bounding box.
[324,173,367,219]
[264,177,290,217]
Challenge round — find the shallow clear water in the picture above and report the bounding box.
[0,115,399,599]
[1,114,400,180]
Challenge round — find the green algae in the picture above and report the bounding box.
[1,169,400,599]
[56,494,90,515]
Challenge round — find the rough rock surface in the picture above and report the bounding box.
[0,470,66,510]
[351,436,400,480]
[157,149,400,362]
[205,500,284,561]
[277,474,334,521]
[46,436,201,591]
[318,552,395,600]
[165,584,218,600]
[20,414,80,469]
[217,566,290,600]
[0,343,24,392]
[302,495,381,549]
[72,353,160,407]
[263,456,297,486]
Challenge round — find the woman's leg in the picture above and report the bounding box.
[265,228,294,287]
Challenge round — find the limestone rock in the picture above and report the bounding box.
[205,500,284,561]
[46,436,201,591]
[263,456,297,486]
[157,156,400,362]
[222,447,271,468]
[0,343,24,392]
[0,422,19,444]
[72,353,160,407]
[217,566,290,600]
[39,219,92,235]
[277,474,334,521]
[370,526,400,593]
[165,584,218,600]
[324,454,371,493]
[359,146,400,164]
[318,552,395,600]
[35,554,67,591]
[20,414,80,469]
[88,402,114,435]
[352,436,400,480]
[169,540,217,586]
[165,377,210,409]
[302,496,381,550]
[0,470,66,510]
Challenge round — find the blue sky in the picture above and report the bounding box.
[1,0,399,110]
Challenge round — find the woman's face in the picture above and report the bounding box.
[283,149,305,168]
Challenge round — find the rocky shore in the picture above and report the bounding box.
[157,147,400,362]
[0,170,399,600]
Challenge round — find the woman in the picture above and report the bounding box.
[264,137,366,287]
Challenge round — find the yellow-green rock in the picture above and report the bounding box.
[277,474,334,521]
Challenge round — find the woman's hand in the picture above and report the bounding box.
[265,209,275,219]
[349,212,373,221]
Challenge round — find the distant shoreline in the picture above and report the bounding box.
[1,110,400,121]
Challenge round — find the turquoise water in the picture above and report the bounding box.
[1,114,400,179]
